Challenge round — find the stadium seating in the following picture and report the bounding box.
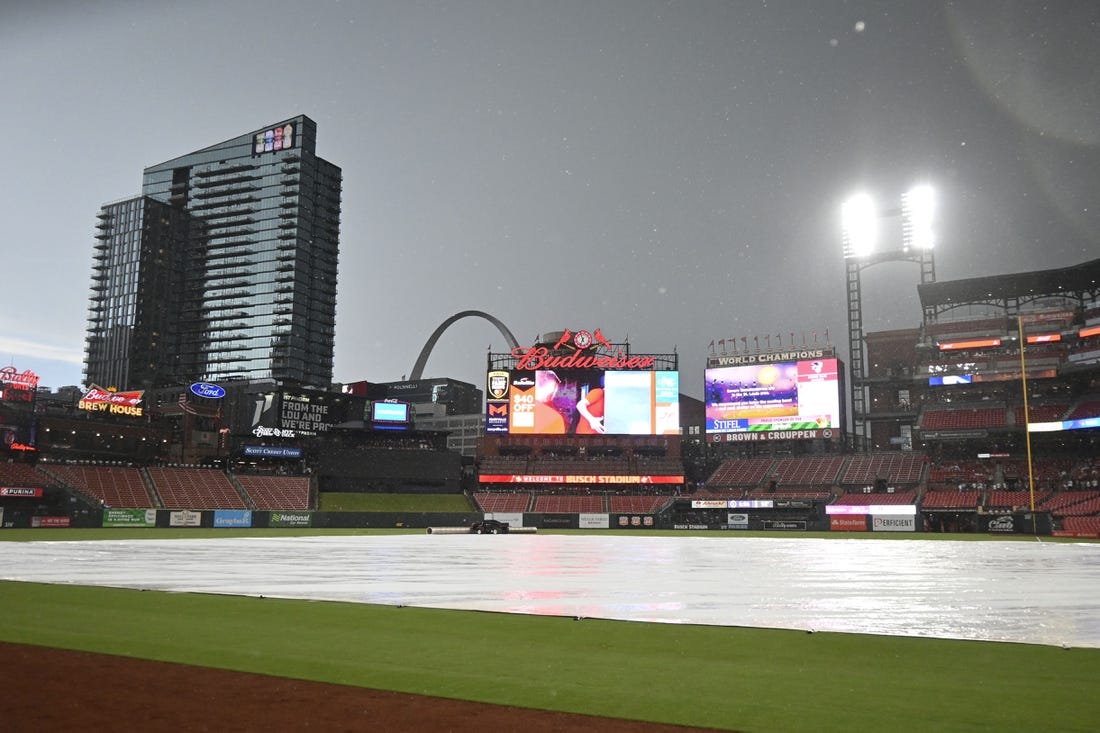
[146,467,247,509]
[1061,516,1100,534]
[921,490,981,509]
[771,456,845,485]
[1066,400,1100,420]
[920,407,1007,430]
[235,475,311,510]
[705,457,773,487]
[478,456,530,475]
[634,456,685,476]
[745,486,832,500]
[693,487,747,499]
[1038,490,1100,512]
[609,495,671,514]
[835,491,916,505]
[925,317,1006,338]
[840,453,924,485]
[986,490,1050,510]
[45,465,154,508]
[1012,404,1069,425]
[472,492,532,513]
[0,462,47,487]
[532,495,606,513]
[926,459,993,487]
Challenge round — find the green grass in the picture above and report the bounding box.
[2,580,1097,732]
[317,492,474,512]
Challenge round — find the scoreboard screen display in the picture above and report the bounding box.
[486,369,679,435]
[705,358,841,434]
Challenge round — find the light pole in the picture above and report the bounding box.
[842,184,937,451]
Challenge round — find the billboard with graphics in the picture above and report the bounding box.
[705,358,841,437]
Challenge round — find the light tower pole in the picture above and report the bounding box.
[842,185,936,451]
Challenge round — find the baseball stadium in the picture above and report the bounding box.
[3,258,1100,731]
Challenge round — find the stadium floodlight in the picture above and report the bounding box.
[841,193,878,258]
[902,183,935,250]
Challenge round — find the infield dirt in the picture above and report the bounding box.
[4,641,727,732]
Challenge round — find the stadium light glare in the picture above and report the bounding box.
[841,193,877,258]
[902,184,935,250]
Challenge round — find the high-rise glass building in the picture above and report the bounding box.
[85,115,341,389]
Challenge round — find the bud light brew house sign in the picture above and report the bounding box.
[79,385,145,417]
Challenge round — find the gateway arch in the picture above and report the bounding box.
[409,310,520,381]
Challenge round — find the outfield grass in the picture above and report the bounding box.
[1,579,1097,732]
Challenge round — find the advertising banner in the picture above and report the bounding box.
[705,358,840,435]
[169,510,202,527]
[213,510,253,528]
[78,385,145,417]
[0,487,43,497]
[579,513,610,529]
[487,512,523,527]
[103,509,157,527]
[269,511,311,528]
[830,515,868,531]
[31,516,70,528]
[490,367,678,435]
[480,474,683,485]
[763,520,806,531]
[727,513,749,529]
[872,516,915,532]
[616,514,655,528]
[243,445,303,459]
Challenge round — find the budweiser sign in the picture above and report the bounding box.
[0,366,39,389]
[512,347,655,370]
[79,384,145,416]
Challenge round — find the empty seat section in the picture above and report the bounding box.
[772,456,844,485]
[473,492,531,513]
[47,465,153,508]
[532,495,606,513]
[920,490,981,509]
[236,475,311,510]
[609,495,669,513]
[706,457,773,487]
[147,467,246,509]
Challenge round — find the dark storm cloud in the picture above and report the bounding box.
[1,0,1096,395]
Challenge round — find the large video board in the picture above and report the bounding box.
[486,369,679,435]
[705,358,840,434]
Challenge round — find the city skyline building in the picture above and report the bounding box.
[85,115,341,390]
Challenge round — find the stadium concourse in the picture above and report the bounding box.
[3,533,1099,649]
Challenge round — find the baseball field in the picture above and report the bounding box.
[2,529,1098,732]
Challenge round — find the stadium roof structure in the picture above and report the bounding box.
[918,258,1100,318]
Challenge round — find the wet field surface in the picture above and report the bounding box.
[4,534,1099,648]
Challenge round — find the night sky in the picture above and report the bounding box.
[2,0,1097,398]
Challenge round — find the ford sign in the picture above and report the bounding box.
[190,382,226,399]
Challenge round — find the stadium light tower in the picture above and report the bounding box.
[842,184,937,451]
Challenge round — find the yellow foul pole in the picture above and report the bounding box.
[1018,316,1036,513]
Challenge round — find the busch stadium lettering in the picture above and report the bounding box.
[512,346,655,370]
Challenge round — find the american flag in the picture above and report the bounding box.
[178,393,199,415]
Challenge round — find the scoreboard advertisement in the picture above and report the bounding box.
[705,357,841,438]
[486,369,679,435]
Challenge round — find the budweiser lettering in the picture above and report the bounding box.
[512,346,655,370]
